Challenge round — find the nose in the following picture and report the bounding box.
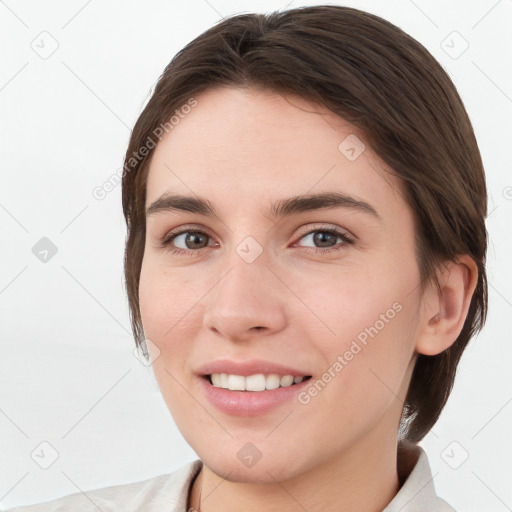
[202,247,287,343]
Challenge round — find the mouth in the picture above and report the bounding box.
[203,373,313,392]
[198,369,314,416]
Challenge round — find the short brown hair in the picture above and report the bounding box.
[122,5,488,442]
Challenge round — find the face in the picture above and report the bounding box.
[139,86,424,483]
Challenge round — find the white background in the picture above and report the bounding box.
[0,0,511,510]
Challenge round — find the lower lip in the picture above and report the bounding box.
[197,376,312,417]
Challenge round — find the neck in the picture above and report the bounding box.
[189,430,402,512]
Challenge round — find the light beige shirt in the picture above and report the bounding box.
[3,443,456,511]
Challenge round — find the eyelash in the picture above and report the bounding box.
[159,224,354,257]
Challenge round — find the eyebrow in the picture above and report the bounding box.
[145,191,382,222]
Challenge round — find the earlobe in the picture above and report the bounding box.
[415,255,478,356]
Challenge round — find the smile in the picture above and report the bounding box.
[199,373,313,417]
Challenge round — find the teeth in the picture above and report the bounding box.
[228,374,245,391]
[209,373,306,391]
[281,375,294,387]
[246,374,266,391]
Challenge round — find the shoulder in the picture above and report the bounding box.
[3,459,202,512]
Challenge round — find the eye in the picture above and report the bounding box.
[293,224,354,254]
[159,224,354,256]
[159,227,217,256]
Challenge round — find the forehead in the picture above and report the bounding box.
[145,86,405,218]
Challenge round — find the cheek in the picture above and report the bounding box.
[138,261,200,361]
[138,264,201,416]
[296,253,421,401]
[294,257,417,347]
[294,287,419,445]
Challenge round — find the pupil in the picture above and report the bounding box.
[187,233,205,249]
[315,232,334,247]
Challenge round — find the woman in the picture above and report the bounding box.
[6,4,487,511]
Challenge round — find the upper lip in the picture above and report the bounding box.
[196,358,311,377]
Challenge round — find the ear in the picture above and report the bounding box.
[415,255,478,356]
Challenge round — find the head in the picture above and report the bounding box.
[122,4,487,479]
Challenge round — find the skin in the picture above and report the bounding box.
[138,86,477,512]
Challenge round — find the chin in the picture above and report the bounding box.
[190,434,316,484]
